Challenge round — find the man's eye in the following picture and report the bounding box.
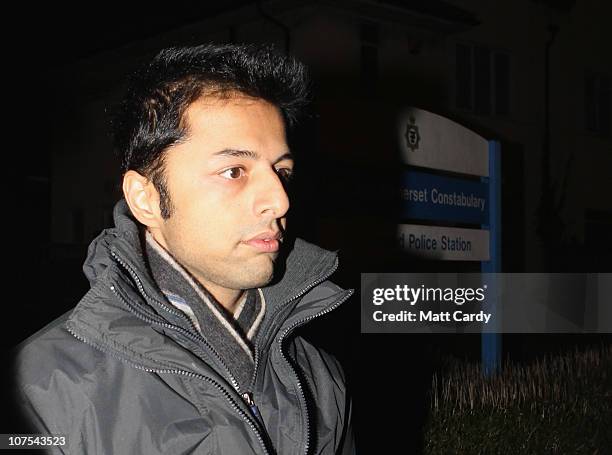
[276,168,294,182]
[219,167,245,180]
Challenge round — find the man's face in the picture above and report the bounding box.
[152,95,292,297]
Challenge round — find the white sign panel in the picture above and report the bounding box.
[398,107,489,177]
[398,224,490,261]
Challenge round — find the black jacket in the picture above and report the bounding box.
[13,200,355,454]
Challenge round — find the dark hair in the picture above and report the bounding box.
[113,43,310,218]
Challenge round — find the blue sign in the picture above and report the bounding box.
[401,170,489,224]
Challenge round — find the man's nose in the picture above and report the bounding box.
[254,168,290,218]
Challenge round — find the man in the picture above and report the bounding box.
[12,44,354,454]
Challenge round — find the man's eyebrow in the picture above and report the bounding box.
[213,149,294,164]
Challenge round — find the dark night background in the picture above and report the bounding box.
[3,1,611,452]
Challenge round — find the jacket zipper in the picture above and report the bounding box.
[241,392,266,427]
[252,256,353,455]
[66,324,271,455]
[249,256,341,392]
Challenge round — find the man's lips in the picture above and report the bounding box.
[242,231,283,253]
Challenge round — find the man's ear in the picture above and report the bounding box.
[122,170,163,229]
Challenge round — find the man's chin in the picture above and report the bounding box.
[236,261,275,289]
[251,266,275,288]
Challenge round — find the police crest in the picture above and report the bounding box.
[404,116,420,152]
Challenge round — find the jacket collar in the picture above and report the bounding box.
[83,198,343,317]
[68,199,351,374]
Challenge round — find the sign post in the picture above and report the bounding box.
[481,141,502,375]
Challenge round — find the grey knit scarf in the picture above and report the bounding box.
[143,231,265,392]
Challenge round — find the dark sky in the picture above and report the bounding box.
[16,0,517,66]
[15,0,581,67]
[16,2,254,66]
